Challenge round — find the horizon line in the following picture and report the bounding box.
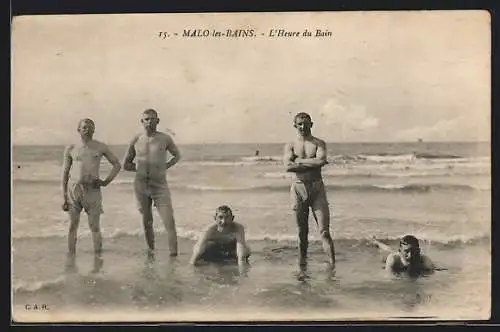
[11,140,491,147]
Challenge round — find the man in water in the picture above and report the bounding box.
[283,112,336,271]
[189,205,250,269]
[123,109,181,260]
[61,118,122,272]
[371,235,435,275]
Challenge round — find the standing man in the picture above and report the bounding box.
[61,118,122,273]
[123,109,181,260]
[283,112,336,271]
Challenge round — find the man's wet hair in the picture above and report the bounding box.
[215,205,233,216]
[143,109,159,117]
[400,235,421,255]
[77,118,95,130]
[294,112,312,123]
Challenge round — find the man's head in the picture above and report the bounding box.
[399,235,421,262]
[293,112,313,137]
[214,205,234,231]
[141,109,160,132]
[77,118,95,139]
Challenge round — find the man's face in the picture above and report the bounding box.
[399,243,414,261]
[77,120,95,138]
[214,211,234,231]
[294,117,312,137]
[141,113,159,131]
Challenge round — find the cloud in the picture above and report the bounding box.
[12,126,69,145]
[313,98,379,141]
[395,115,490,142]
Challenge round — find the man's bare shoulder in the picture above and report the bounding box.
[310,136,326,147]
[233,222,245,231]
[202,224,218,238]
[385,252,400,265]
[421,254,435,269]
[157,131,174,143]
[90,140,112,153]
[64,143,75,151]
[63,144,75,156]
[130,133,143,143]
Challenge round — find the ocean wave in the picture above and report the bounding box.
[240,156,282,162]
[263,168,490,180]
[13,179,489,193]
[13,226,489,248]
[182,154,489,166]
[329,153,489,165]
[182,183,488,193]
[13,276,66,293]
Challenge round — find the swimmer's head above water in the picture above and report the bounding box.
[399,234,421,263]
[214,205,235,232]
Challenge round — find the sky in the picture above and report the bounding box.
[11,11,490,145]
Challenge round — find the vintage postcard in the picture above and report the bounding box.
[11,11,491,322]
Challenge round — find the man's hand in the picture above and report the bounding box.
[62,200,69,212]
[123,162,136,172]
[92,179,109,188]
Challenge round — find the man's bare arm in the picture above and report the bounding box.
[421,255,436,271]
[61,145,73,203]
[122,136,138,171]
[101,145,122,186]
[189,227,212,265]
[370,236,393,252]
[283,143,308,172]
[165,136,181,170]
[235,225,251,264]
[384,253,398,272]
[294,139,328,167]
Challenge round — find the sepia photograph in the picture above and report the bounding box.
[11,11,491,322]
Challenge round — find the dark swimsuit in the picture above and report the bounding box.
[390,255,430,276]
[200,240,238,263]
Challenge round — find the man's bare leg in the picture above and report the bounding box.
[66,211,80,271]
[140,197,155,260]
[157,202,178,257]
[294,205,309,268]
[312,204,335,269]
[88,214,103,273]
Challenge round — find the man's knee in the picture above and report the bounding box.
[89,225,101,233]
[69,223,79,233]
[88,214,101,232]
[156,203,175,227]
[142,218,153,228]
[68,214,80,232]
[139,203,153,218]
[320,230,333,241]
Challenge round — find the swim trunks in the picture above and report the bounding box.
[67,182,103,215]
[134,179,173,212]
[290,179,329,211]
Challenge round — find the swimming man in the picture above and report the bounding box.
[371,235,435,276]
[283,112,336,270]
[123,109,181,259]
[61,118,122,273]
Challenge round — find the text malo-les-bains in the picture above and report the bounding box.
[182,29,256,38]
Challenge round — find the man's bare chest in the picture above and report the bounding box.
[135,137,167,155]
[292,141,318,158]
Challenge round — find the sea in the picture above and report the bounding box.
[11,142,491,322]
